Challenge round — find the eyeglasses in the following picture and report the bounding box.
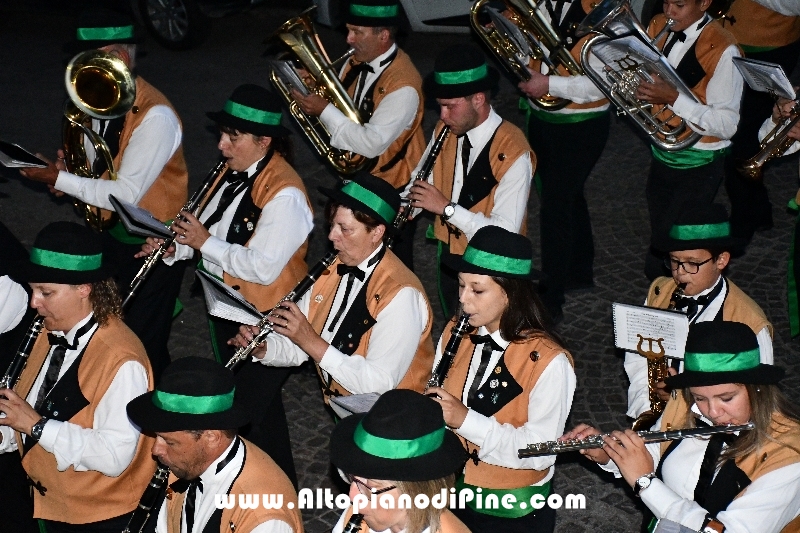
[346,474,396,496]
[663,256,714,274]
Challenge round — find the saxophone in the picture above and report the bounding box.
[0,316,45,393]
[427,313,472,390]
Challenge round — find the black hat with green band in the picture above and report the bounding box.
[14,221,113,285]
[443,226,542,280]
[319,171,400,229]
[665,322,784,389]
[346,0,401,27]
[330,389,466,481]
[207,84,290,138]
[656,203,744,253]
[69,8,139,53]
[127,357,250,432]
[428,44,499,99]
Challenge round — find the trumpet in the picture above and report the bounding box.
[518,422,754,458]
[738,100,800,180]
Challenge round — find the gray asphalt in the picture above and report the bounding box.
[1,2,799,531]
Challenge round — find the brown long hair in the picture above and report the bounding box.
[87,279,122,325]
[485,276,564,347]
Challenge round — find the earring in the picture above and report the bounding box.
[756,387,761,392]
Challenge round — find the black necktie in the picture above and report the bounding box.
[327,266,364,332]
[35,318,96,411]
[184,479,202,533]
[202,170,250,229]
[460,135,472,182]
[662,30,687,57]
[341,61,375,93]
[694,423,737,506]
[466,335,501,405]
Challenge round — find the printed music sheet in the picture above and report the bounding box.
[196,270,263,326]
[330,392,381,419]
[733,57,796,100]
[612,302,689,359]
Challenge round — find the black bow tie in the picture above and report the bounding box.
[47,333,78,350]
[225,170,248,186]
[337,264,365,281]
[469,334,503,353]
[672,30,687,42]
[350,61,374,74]
[169,477,202,494]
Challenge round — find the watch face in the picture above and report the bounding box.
[444,204,455,217]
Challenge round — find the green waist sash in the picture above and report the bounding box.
[651,146,729,169]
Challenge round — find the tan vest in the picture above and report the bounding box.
[307,249,434,401]
[648,15,740,145]
[342,48,426,188]
[166,439,303,533]
[441,332,573,489]
[647,276,773,338]
[723,0,800,49]
[431,120,533,255]
[16,317,156,523]
[340,505,469,533]
[219,154,311,311]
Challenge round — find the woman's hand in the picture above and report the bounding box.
[228,324,267,359]
[560,424,611,465]
[602,429,655,488]
[171,211,211,250]
[427,387,469,429]
[268,301,329,362]
[134,237,175,259]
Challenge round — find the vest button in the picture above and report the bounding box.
[231,285,240,290]
[53,411,59,417]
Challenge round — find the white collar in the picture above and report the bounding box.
[355,243,385,273]
[477,325,510,350]
[690,275,724,299]
[198,437,241,486]
[463,107,502,151]
[366,44,398,73]
[51,312,95,343]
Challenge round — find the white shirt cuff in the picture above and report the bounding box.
[456,409,492,447]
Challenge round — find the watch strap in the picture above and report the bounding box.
[633,472,656,497]
[30,417,47,443]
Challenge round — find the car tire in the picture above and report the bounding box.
[137,0,210,50]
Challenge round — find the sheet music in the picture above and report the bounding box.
[612,302,689,358]
[329,392,381,419]
[269,59,311,97]
[653,519,701,533]
[733,57,796,100]
[109,195,173,239]
[196,270,263,326]
[0,140,47,168]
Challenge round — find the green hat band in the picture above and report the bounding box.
[341,181,397,223]
[349,3,399,17]
[224,100,282,126]
[669,222,730,241]
[435,64,488,85]
[684,348,760,373]
[354,421,445,459]
[76,25,134,41]
[152,389,235,415]
[463,246,531,276]
[30,248,102,272]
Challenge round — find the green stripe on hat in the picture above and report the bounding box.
[341,181,397,223]
[354,421,445,459]
[30,248,102,272]
[669,222,731,241]
[349,3,399,17]
[684,348,760,373]
[435,64,488,85]
[152,389,235,414]
[76,25,134,41]
[223,100,282,126]
[463,246,531,276]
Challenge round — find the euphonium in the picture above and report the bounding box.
[63,49,136,231]
[269,7,370,175]
[737,100,800,181]
[471,0,582,110]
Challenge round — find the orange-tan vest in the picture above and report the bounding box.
[431,120,534,255]
[307,249,434,401]
[648,15,740,145]
[341,48,426,188]
[16,317,156,523]
[166,439,303,533]
[216,154,311,311]
[722,0,800,49]
[441,331,573,489]
[647,276,773,338]
[340,505,470,533]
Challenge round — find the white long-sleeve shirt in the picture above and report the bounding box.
[753,0,800,16]
[258,245,428,395]
[758,115,800,157]
[0,275,27,334]
[55,104,182,212]
[0,313,148,476]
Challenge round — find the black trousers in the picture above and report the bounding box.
[725,38,800,240]
[645,156,725,280]
[452,502,556,533]
[0,452,37,533]
[102,233,186,382]
[40,512,132,533]
[527,111,611,314]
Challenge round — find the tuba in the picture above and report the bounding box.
[471,0,583,110]
[578,0,702,151]
[737,100,800,180]
[63,49,136,231]
[269,7,370,175]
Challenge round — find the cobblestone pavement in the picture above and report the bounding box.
[2,2,799,531]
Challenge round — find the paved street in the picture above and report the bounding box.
[1,2,799,531]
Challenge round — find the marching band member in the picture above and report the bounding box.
[426,226,575,533]
[0,222,155,532]
[127,357,303,533]
[570,321,800,532]
[232,173,434,407]
[406,44,534,317]
[328,389,469,533]
[139,84,314,487]
[626,203,773,422]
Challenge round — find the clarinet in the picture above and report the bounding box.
[341,513,364,533]
[518,422,755,458]
[121,463,170,533]
[427,313,471,389]
[225,251,339,370]
[386,125,450,249]
[123,157,228,310]
[0,316,45,392]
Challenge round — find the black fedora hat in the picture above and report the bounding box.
[346,0,401,27]
[665,321,784,389]
[655,203,745,254]
[319,171,400,228]
[330,389,466,481]
[13,221,114,285]
[443,226,542,280]
[207,84,291,138]
[427,44,499,100]
[67,7,139,54]
[127,357,250,432]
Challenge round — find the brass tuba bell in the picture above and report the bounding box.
[62,49,136,231]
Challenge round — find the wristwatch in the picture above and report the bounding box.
[633,472,656,497]
[30,417,48,443]
[441,202,456,221]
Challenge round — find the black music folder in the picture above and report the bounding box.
[0,141,47,168]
